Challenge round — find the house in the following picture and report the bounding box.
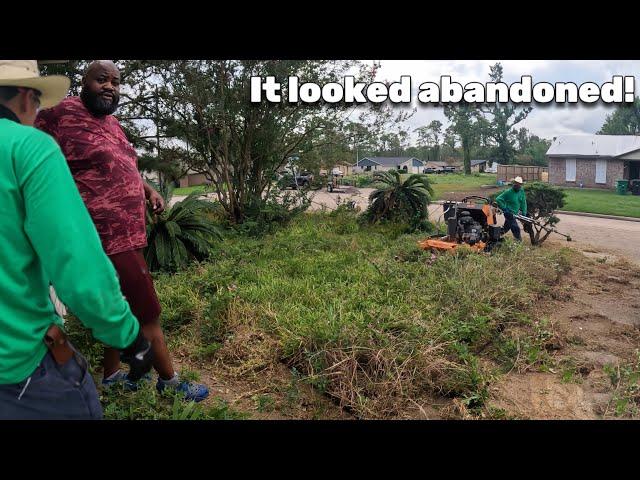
[424,161,449,171]
[352,157,425,174]
[546,135,640,189]
[470,159,487,173]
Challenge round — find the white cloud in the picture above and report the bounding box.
[361,60,640,142]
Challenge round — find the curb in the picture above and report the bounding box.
[556,210,640,223]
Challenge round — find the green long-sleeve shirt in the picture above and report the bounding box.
[495,187,527,216]
[0,112,139,384]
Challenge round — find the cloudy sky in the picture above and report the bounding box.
[363,60,639,142]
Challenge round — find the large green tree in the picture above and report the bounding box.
[414,120,443,162]
[598,96,640,135]
[444,103,482,174]
[480,63,532,165]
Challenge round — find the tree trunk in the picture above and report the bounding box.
[462,139,471,175]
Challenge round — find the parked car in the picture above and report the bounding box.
[423,167,439,174]
[441,166,457,173]
[278,171,315,189]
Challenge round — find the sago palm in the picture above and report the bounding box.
[145,193,223,272]
[367,170,434,225]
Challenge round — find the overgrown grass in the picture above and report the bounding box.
[561,187,640,218]
[603,351,640,417]
[63,315,245,420]
[152,210,573,418]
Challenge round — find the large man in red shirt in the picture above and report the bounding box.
[36,61,208,402]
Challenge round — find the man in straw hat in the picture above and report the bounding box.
[495,175,528,241]
[36,60,209,402]
[0,60,154,419]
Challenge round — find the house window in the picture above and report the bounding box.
[403,165,408,171]
[595,159,607,184]
[565,158,576,182]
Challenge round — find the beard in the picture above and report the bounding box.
[81,88,120,116]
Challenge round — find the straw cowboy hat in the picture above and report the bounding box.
[513,176,524,184]
[0,60,70,108]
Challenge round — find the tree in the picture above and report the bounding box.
[480,63,532,165]
[127,60,374,224]
[444,103,482,174]
[414,120,443,162]
[365,170,434,230]
[520,182,567,245]
[598,96,640,135]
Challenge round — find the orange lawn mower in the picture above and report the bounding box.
[418,195,572,254]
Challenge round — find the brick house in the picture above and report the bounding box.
[547,135,640,189]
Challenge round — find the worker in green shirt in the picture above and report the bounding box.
[0,60,153,420]
[495,176,528,241]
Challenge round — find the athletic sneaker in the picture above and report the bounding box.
[101,370,152,392]
[156,377,210,403]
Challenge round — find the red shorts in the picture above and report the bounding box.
[108,248,161,325]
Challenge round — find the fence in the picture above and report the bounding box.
[497,165,548,183]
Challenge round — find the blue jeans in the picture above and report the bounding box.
[503,211,521,241]
[0,347,103,420]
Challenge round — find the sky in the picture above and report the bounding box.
[363,60,640,142]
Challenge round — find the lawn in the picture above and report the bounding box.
[65,210,575,419]
[561,188,640,218]
[172,185,209,196]
[426,173,498,200]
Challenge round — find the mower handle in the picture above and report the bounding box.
[461,195,495,205]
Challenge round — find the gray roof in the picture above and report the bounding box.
[546,134,640,158]
[357,157,423,166]
[471,159,487,166]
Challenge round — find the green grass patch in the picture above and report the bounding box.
[603,351,640,418]
[173,185,209,196]
[561,188,640,218]
[152,211,572,418]
[426,173,498,199]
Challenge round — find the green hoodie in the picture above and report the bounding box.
[495,186,527,216]
[0,109,139,384]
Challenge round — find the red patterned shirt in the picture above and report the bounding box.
[35,97,147,256]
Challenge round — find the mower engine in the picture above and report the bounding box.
[419,196,504,253]
[456,211,483,246]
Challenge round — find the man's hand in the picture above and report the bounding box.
[120,330,154,381]
[147,189,165,214]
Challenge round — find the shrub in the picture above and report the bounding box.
[145,193,223,272]
[364,171,435,232]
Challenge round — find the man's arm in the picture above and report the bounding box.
[521,192,528,216]
[142,180,165,214]
[495,189,507,210]
[18,130,139,349]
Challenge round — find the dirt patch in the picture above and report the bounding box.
[486,252,640,419]
[490,372,597,419]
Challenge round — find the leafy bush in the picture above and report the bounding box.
[364,170,435,232]
[145,193,223,272]
[491,182,567,245]
[236,188,311,237]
